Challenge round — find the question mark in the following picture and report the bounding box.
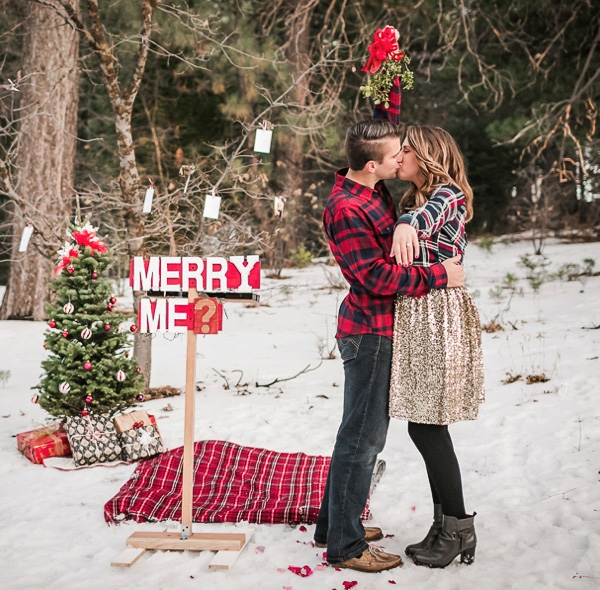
[197,299,217,334]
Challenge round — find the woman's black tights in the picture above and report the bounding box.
[407,422,467,519]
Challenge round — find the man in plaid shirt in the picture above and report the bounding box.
[314,72,465,572]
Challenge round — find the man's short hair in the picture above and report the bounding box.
[345,119,401,171]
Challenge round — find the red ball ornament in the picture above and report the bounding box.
[104,323,111,331]
[62,330,69,338]
[81,409,89,416]
[84,361,92,370]
[91,272,98,279]
[49,319,56,328]
[107,304,113,311]
[42,344,46,349]
[110,297,117,304]
[130,324,138,333]
[136,367,141,373]
[136,394,144,402]
[67,266,74,274]
[85,395,93,403]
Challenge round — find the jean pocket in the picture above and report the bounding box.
[337,335,362,362]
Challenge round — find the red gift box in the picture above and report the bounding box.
[16,423,72,464]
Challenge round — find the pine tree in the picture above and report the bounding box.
[35,222,143,417]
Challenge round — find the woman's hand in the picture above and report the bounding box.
[391,223,420,266]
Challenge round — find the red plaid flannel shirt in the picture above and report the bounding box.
[324,77,447,338]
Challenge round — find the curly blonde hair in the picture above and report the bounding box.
[400,125,474,222]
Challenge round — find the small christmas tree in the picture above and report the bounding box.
[35,222,143,417]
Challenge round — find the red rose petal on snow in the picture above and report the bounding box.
[343,582,358,590]
[288,565,313,577]
[384,534,395,538]
[299,525,307,532]
[389,581,397,584]
[411,506,416,511]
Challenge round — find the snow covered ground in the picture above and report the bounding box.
[1,236,599,590]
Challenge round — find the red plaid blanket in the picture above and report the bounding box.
[104,440,371,525]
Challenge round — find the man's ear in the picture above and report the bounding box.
[365,160,377,174]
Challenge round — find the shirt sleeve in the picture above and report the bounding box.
[372,76,401,126]
[329,206,447,296]
[397,187,464,238]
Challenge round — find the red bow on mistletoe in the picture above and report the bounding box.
[362,26,404,74]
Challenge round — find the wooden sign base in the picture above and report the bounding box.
[111,288,253,570]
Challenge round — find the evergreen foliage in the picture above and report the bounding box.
[35,223,143,417]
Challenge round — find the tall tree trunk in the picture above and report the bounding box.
[0,0,79,320]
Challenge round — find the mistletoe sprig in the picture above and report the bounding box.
[359,26,414,108]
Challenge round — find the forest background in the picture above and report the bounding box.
[0,0,598,323]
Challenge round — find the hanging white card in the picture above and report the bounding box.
[203,193,221,219]
[274,197,285,218]
[18,224,34,252]
[254,128,273,154]
[142,187,154,213]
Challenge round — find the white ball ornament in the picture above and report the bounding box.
[81,327,92,340]
[116,370,126,382]
[58,381,71,394]
[63,302,74,314]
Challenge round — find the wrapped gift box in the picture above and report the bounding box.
[114,410,154,433]
[114,410,164,461]
[16,423,72,464]
[65,414,122,467]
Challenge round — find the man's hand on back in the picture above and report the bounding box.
[442,256,465,288]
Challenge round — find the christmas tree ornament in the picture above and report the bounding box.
[116,370,126,382]
[84,361,92,370]
[58,381,71,394]
[91,271,98,279]
[104,323,111,331]
[116,325,121,333]
[85,395,93,403]
[136,394,144,402]
[62,330,69,338]
[49,319,56,328]
[81,327,92,340]
[136,367,141,373]
[110,297,116,304]
[63,302,74,314]
[130,324,138,333]
[81,409,89,416]
[107,304,113,311]
[67,266,74,274]
[42,344,46,349]
[31,393,39,404]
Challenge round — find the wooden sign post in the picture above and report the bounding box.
[112,257,260,570]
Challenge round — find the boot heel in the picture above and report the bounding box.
[460,546,475,565]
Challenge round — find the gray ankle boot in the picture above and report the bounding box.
[413,513,476,568]
[405,504,443,558]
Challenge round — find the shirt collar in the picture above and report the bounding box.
[335,168,386,201]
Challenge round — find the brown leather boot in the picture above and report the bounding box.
[314,526,384,548]
[334,546,403,573]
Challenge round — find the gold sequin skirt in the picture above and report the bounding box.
[389,287,485,425]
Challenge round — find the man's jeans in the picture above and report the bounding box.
[314,334,392,563]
